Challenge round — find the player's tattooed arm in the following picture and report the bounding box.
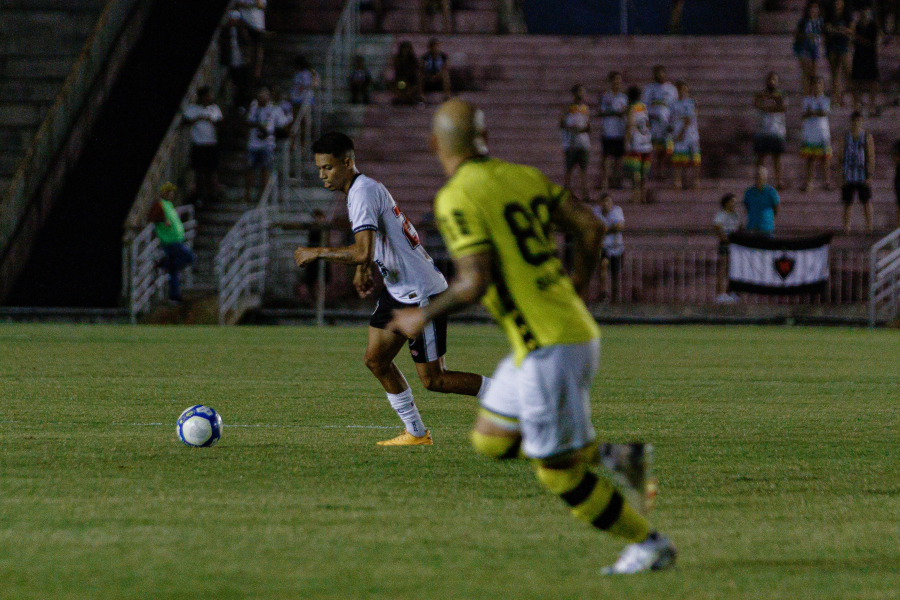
[294,230,374,266]
[353,264,375,298]
[552,195,605,296]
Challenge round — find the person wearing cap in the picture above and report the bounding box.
[147,183,194,303]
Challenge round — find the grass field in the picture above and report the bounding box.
[0,323,898,599]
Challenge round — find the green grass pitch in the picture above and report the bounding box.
[0,323,898,599]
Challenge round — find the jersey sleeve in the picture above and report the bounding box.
[347,184,381,234]
[434,188,492,259]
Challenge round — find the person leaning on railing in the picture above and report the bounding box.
[147,183,195,304]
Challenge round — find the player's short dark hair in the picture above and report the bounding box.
[312,132,355,158]
[627,86,641,103]
[720,193,736,208]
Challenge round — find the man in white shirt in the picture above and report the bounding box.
[641,65,678,181]
[182,86,223,204]
[598,71,628,190]
[244,87,278,202]
[753,72,787,189]
[293,132,491,446]
[593,193,624,302]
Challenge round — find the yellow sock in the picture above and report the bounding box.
[470,430,521,460]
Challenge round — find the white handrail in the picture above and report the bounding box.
[324,0,360,113]
[869,227,900,326]
[215,175,276,323]
[129,205,196,321]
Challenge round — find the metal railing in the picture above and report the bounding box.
[280,96,318,203]
[869,228,900,326]
[215,175,275,324]
[324,0,361,113]
[129,205,196,321]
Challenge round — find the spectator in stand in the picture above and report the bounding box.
[642,65,677,181]
[753,72,787,190]
[839,111,875,233]
[560,83,591,200]
[270,85,294,173]
[349,55,373,105]
[714,193,742,303]
[148,183,194,304]
[744,165,780,236]
[800,75,833,192]
[182,86,223,205]
[360,0,386,33]
[878,0,900,34]
[421,0,454,33]
[825,0,855,107]
[624,85,653,204]
[593,193,624,302]
[668,0,685,34]
[244,87,278,202]
[220,11,252,106]
[290,55,319,119]
[598,71,627,190]
[235,0,266,80]
[852,6,881,117]
[671,80,701,190]
[893,138,900,228]
[422,38,451,102]
[794,2,824,95]
[391,41,423,105]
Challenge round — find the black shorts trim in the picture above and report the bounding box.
[842,182,871,205]
[601,137,625,158]
[753,134,786,156]
[369,287,448,363]
[601,250,622,276]
[565,147,589,170]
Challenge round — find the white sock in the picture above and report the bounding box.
[386,388,426,437]
[476,376,493,400]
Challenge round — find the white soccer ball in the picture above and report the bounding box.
[176,405,222,447]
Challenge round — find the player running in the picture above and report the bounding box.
[294,132,491,447]
[388,99,677,575]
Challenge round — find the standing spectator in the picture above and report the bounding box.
[420,0,454,33]
[624,86,653,204]
[244,87,278,202]
[852,7,881,117]
[793,2,824,95]
[289,55,320,119]
[743,166,780,236]
[220,11,252,106]
[349,55,373,105]
[235,0,266,80]
[800,75,832,192]
[560,83,591,200]
[670,80,701,190]
[753,72,787,190]
[593,193,624,302]
[839,111,875,233]
[182,86,223,205]
[714,193,741,303]
[598,71,628,190]
[641,65,677,180]
[421,38,451,101]
[390,41,423,105]
[893,138,900,229]
[148,183,194,304]
[825,0,854,107]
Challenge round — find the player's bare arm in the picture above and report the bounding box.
[553,195,605,295]
[353,263,375,298]
[388,252,491,339]
[294,229,374,267]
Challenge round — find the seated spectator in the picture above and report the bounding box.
[148,183,194,304]
[839,111,875,233]
[800,75,832,192]
[391,41,423,105]
[753,72,787,190]
[235,0,266,79]
[793,2,824,95]
[825,0,854,107]
[421,0,454,33]
[349,55,373,105]
[245,87,278,202]
[624,85,653,204]
[852,7,881,117]
[219,11,252,106]
[670,80,701,190]
[714,193,741,303]
[593,193,624,302]
[421,38,451,101]
[743,166,780,236]
[560,83,591,201]
[598,71,627,190]
[182,86,223,205]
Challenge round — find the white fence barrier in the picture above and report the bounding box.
[869,228,900,326]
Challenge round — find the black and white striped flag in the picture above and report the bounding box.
[728,233,832,295]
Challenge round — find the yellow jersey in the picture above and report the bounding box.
[434,157,600,363]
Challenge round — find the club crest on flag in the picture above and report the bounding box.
[774,255,795,280]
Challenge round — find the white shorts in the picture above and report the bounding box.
[480,339,600,459]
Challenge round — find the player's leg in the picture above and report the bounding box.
[802,155,814,192]
[470,354,523,460]
[861,185,873,232]
[412,313,491,397]
[842,184,854,232]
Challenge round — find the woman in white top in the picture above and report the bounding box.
[800,75,832,191]
[671,81,700,190]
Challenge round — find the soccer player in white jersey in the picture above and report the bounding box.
[294,132,491,446]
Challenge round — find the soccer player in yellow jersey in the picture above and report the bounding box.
[389,99,677,574]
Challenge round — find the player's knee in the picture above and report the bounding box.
[363,354,390,376]
[470,430,521,460]
[419,371,448,392]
